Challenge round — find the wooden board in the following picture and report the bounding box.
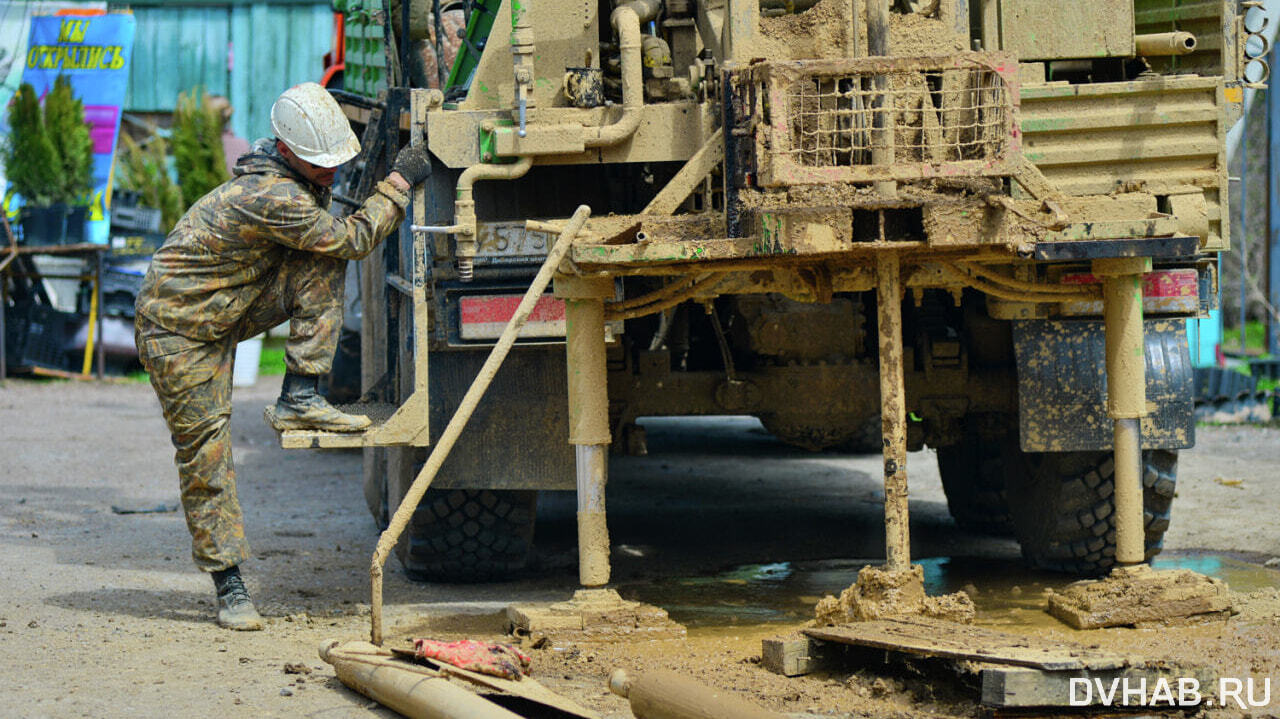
[761,635,829,677]
[977,663,1216,709]
[270,402,399,449]
[803,617,1127,672]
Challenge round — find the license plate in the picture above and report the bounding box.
[473,222,554,265]
[458,294,566,340]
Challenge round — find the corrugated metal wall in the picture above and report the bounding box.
[1021,76,1227,250]
[122,2,334,141]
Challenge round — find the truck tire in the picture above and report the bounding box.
[396,489,538,583]
[834,414,883,455]
[935,434,1013,536]
[1005,449,1177,576]
[759,412,881,453]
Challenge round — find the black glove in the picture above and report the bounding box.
[391,144,432,186]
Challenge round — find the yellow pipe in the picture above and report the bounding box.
[560,275,615,586]
[320,640,524,719]
[81,272,98,377]
[452,155,534,279]
[583,5,644,148]
[1096,257,1150,566]
[877,253,910,573]
[1135,32,1197,56]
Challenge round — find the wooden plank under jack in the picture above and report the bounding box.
[787,618,1212,709]
[804,617,1126,671]
[761,634,830,677]
[977,663,1217,709]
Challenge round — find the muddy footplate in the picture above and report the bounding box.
[266,402,399,449]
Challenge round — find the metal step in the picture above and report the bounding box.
[267,402,399,449]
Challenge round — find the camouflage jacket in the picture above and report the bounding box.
[136,139,408,342]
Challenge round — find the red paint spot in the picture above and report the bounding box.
[1060,269,1197,298]
[460,295,565,324]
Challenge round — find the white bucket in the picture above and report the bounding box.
[232,335,263,387]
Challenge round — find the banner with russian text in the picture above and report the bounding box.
[21,12,135,244]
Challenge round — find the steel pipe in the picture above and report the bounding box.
[1112,418,1145,564]
[584,6,645,147]
[560,274,615,587]
[1135,32,1197,56]
[453,155,534,280]
[866,0,896,198]
[876,253,910,573]
[321,641,523,719]
[1097,257,1150,567]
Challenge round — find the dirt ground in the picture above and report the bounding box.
[1,376,1279,718]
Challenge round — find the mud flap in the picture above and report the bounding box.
[1012,319,1194,452]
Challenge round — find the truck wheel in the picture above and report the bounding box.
[935,434,1013,536]
[833,414,883,455]
[1004,449,1177,576]
[397,489,538,583]
[759,412,880,452]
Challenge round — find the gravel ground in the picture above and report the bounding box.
[1,376,1277,718]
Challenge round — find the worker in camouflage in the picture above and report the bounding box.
[135,83,434,631]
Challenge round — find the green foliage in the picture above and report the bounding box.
[171,87,229,209]
[3,83,63,206]
[259,336,287,376]
[43,76,94,205]
[114,133,184,233]
[1223,320,1272,356]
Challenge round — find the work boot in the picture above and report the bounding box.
[267,372,370,432]
[212,566,264,631]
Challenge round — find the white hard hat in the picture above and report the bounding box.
[270,82,360,168]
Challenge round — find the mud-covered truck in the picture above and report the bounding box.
[288,0,1248,588]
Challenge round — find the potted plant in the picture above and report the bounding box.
[115,133,183,234]
[172,87,229,209]
[2,77,94,245]
[4,83,62,244]
[44,76,94,244]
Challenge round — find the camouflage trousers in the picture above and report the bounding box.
[135,250,346,572]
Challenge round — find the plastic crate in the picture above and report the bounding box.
[99,259,149,318]
[4,302,73,373]
[110,205,162,234]
[340,0,388,98]
[108,233,166,258]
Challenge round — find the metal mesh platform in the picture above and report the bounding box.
[785,65,1009,167]
[732,53,1019,187]
[268,402,399,449]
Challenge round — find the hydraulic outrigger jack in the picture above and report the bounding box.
[815,253,975,625]
[559,275,614,588]
[1047,257,1232,629]
[506,248,685,642]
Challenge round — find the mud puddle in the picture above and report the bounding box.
[382,552,1279,642]
[620,551,1280,634]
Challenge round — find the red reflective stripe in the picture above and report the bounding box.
[459,295,566,324]
[1059,269,1197,298]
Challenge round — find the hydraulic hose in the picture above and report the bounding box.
[938,263,1098,304]
[957,261,1094,295]
[605,273,730,321]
